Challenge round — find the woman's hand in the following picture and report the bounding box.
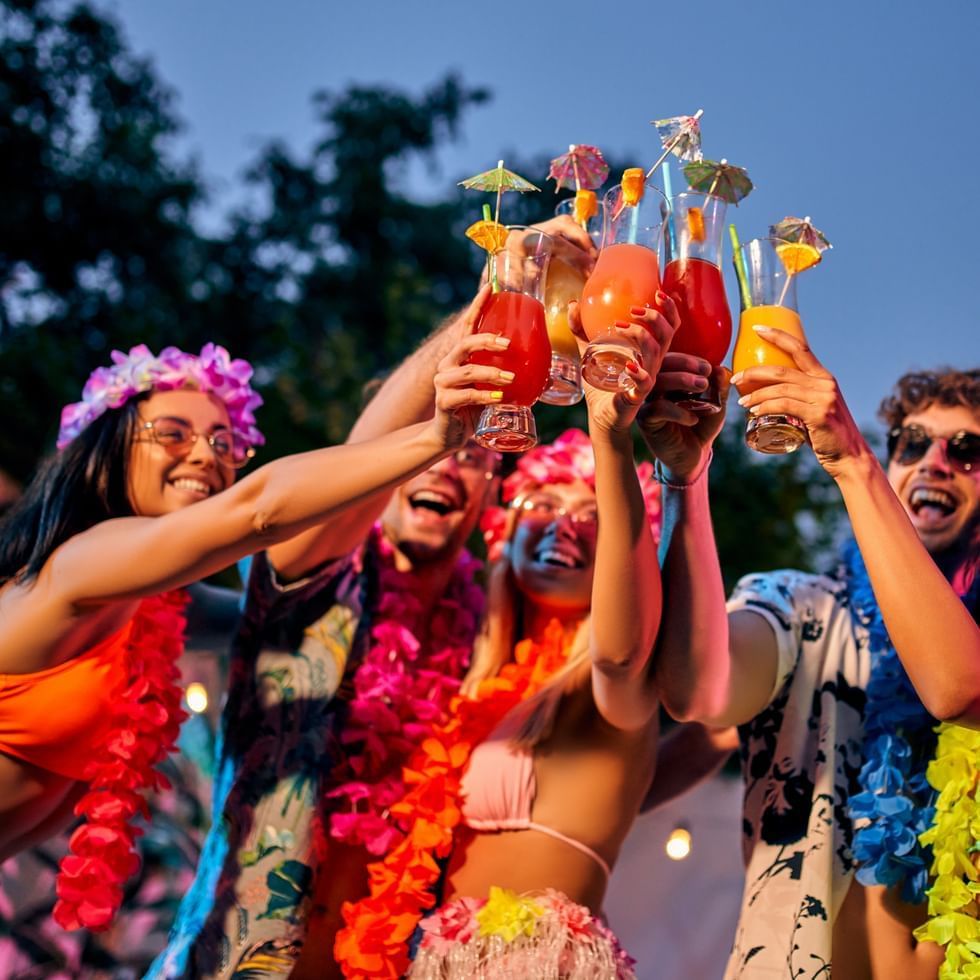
[731,327,867,479]
[572,296,676,436]
[430,330,515,450]
[638,357,730,482]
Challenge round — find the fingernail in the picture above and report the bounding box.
[490,391,504,401]
[695,377,709,389]
[737,395,749,406]
[494,336,511,347]
[614,320,630,330]
[626,360,639,373]
[499,370,515,382]
[731,371,743,385]
[630,306,647,316]
[752,325,773,334]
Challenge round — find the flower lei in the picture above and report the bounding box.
[914,723,980,977]
[335,618,575,979]
[58,343,264,452]
[326,527,485,855]
[844,540,938,903]
[53,590,189,931]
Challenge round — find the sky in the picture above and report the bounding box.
[105,0,979,428]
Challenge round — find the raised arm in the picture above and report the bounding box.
[734,328,980,725]
[577,304,669,730]
[47,333,507,609]
[638,349,782,728]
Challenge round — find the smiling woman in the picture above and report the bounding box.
[0,333,513,930]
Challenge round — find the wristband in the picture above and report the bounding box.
[654,449,713,489]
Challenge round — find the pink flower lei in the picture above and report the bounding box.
[480,428,662,560]
[57,343,264,453]
[326,525,485,854]
[53,591,189,932]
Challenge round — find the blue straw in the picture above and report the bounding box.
[663,161,677,256]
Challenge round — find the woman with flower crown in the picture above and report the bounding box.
[0,326,510,932]
[334,298,683,979]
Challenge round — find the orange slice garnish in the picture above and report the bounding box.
[776,242,822,275]
[621,168,646,206]
[573,189,598,226]
[687,207,706,242]
[465,219,509,253]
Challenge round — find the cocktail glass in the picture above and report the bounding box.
[539,196,604,406]
[662,191,732,413]
[470,227,553,451]
[579,179,669,391]
[732,237,808,454]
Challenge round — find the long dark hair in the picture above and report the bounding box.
[0,399,142,586]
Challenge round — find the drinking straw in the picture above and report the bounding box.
[728,223,751,310]
[482,203,499,292]
[628,194,640,244]
[663,161,677,256]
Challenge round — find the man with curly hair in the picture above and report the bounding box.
[640,345,979,978]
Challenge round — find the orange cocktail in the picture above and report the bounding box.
[732,305,805,391]
[731,237,808,454]
[541,257,586,405]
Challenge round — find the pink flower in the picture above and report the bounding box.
[418,897,484,954]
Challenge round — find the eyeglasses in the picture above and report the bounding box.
[137,416,256,469]
[451,446,500,477]
[512,490,598,526]
[887,424,980,474]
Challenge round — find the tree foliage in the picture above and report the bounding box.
[0,0,846,577]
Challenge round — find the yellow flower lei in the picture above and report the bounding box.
[475,886,545,942]
[915,722,980,977]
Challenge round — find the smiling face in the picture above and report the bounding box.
[887,403,980,564]
[508,478,597,616]
[381,444,499,566]
[127,389,235,516]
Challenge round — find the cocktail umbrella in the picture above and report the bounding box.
[548,144,609,192]
[647,109,704,178]
[459,159,540,226]
[769,215,832,272]
[769,215,832,303]
[548,144,609,229]
[683,158,754,205]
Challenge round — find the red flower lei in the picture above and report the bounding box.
[53,590,188,932]
[335,618,575,979]
[326,527,484,855]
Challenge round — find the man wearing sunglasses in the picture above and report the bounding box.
[640,332,979,979]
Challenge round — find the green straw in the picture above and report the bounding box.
[728,223,751,310]
[482,203,499,292]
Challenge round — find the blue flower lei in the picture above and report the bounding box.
[843,540,937,903]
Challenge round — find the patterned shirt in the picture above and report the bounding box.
[149,544,377,979]
[724,570,869,980]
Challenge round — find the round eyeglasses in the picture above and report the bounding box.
[137,416,256,469]
[512,490,598,526]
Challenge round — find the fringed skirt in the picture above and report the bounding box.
[407,887,636,980]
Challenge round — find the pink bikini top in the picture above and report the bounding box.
[459,718,612,878]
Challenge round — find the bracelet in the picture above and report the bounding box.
[654,449,713,489]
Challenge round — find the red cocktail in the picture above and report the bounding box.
[471,291,551,406]
[662,192,731,412]
[468,227,552,451]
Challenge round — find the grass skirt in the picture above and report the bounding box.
[407,887,636,980]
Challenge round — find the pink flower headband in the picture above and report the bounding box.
[57,343,265,452]
[479,428,662,559]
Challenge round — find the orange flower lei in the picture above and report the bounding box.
[334,618,575,979]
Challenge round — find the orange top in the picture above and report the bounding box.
[0,619,134,780]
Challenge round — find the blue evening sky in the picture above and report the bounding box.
[106,0,979,427]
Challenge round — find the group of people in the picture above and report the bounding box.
[0,213,976,979]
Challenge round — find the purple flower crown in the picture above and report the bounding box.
[57,343,265,452]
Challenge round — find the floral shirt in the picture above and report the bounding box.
[724,570,869,980]
[149,545,376,979]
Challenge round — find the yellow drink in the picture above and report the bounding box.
[543,258,585,360]
[732,305,805,395]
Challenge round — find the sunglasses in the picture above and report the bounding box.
[886,425,980,473]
